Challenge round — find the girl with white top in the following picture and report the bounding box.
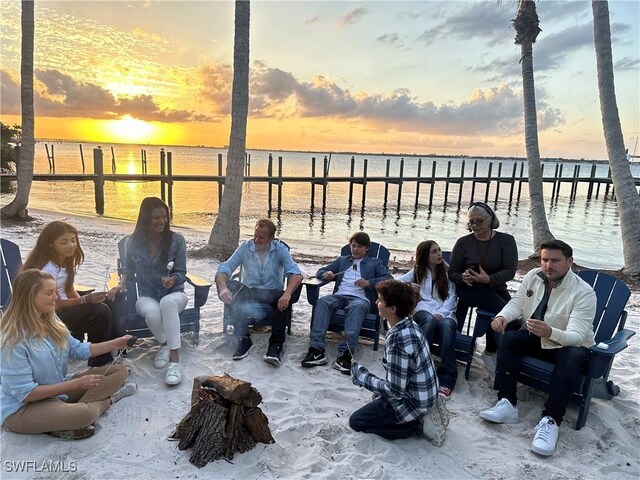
[397,240,458,398]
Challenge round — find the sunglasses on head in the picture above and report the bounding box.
[469,202,494,218]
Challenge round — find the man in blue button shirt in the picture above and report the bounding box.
[216,219,302,366]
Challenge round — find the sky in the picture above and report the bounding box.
[0,0,638,160]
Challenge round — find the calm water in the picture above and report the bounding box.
[2,142,639,269]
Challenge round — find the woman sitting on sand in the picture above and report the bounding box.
[108,197,188,386]
[396,240,458,399]
[0,269,137,440]
[23,220,126,367]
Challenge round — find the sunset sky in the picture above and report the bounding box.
[1,0,638,160]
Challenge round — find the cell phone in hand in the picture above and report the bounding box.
[469,262,480,273]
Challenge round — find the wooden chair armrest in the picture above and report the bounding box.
[303,277,331,305]
[186,273,212,288]
[75,284,95,296]
[106,273,121,290]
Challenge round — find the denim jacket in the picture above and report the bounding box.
[1,333,91,424]
[125,233,187,301]
[216,239,301,290]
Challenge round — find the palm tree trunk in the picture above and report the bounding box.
[1,0,34,220]
[592,0,640,275]
[515,0,554,255]
[207,0,250,258]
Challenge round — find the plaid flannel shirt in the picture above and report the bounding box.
[353,317,438,422]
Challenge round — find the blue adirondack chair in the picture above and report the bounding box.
[516,270,634,430]
[304,242,390,351]
[110,236,211,345]
[423,251,493,380]
[1,238,22,311]
[221,240,302,335]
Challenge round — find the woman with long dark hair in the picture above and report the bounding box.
[108,197,187,386]
[22,221,123,367]
[397,240,458,398]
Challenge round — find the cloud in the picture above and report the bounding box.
[247,64,564,136]
[197,62,233,115]
[614,56,640,71]
[376,33,403,48]
[0,68,212,122]
[339,7,369,27]
[305,15,321,25]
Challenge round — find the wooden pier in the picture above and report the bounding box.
[1,148,638,216]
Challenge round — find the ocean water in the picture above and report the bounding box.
[2,141,639,269]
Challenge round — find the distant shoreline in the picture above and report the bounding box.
[33,139,611,164]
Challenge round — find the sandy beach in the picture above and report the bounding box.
[1,209,639,480]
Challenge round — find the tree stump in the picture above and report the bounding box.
[172,375,274,467]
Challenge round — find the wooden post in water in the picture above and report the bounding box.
[570,165,580,199]
[322,156,328,208]
[604,166,611,198]
[396,158,404,210]
[361,159,368,207]
[267,153,274,210]
[167,152,174,213]
[587,164,596,199]
[517,162,524,201]
[93,147,104,215]
[458,159,465,207]
[494,163,502,203]
[45,144,55,173]
[471,160,478,200]
[141,149,147,174]
[311,157,316,208]
[551,163,559,199]
[429,161,436,208]
[485,162,492,203]
[509,162,517,201]
[217,153,223,206]
[444,161,452,204]
[555,163,563,200]
[277,156,283,210]
[383,159,391,207]
[110,146,116,174]
[414,158,422,208]
[348,156,355,208]
[160,148,166,202]
[79,144,85,173]
[245,153,251,176]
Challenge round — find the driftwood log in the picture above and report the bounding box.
[171,375,275,467]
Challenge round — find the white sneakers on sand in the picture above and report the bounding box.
[165,362,183,386]
[111,382,138,404]
[531,416,559,456]
[154,346,170,369]
[479,398,519,424]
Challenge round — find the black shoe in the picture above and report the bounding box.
[232,336,253,360]
[301,347,328,367]
[46,425,95,440]
[333,351,352,375]
[263,343,283,366]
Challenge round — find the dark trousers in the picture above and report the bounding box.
[57,302,114,367]
[349,398,420,440]
[495,330,590,426]
[227,280,287,346]
[455,284,511,353]
[105,293,128,338]
[413,311,458,390]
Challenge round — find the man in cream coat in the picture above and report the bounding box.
[479,239,596,457]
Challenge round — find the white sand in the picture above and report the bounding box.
[1,209,639,480]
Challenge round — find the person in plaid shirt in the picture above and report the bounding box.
[349,279,439,439]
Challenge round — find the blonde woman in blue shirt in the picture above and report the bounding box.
[1,269,136,440]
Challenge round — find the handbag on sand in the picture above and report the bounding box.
[421,395,451,447]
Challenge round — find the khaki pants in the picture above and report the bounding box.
[4,364,127,434]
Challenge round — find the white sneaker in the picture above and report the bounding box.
[421,395,451,447]
[479,398,519,424]
[531,416,559,456]
[481,350,497,374]
[110,382,138,404]
[165,362,182,386]
[154,346,170,369]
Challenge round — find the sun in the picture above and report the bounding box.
[106,115,156,143]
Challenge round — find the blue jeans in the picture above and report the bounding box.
[310,294,370,354]
[495,329,591,426]
[413,311,458,390]
[349,398,420,440]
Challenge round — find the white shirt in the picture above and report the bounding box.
[41,261,70,300]
[336,258,369,302]
[396,269,457,318]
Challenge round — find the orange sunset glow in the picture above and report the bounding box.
[0,1,638,159]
